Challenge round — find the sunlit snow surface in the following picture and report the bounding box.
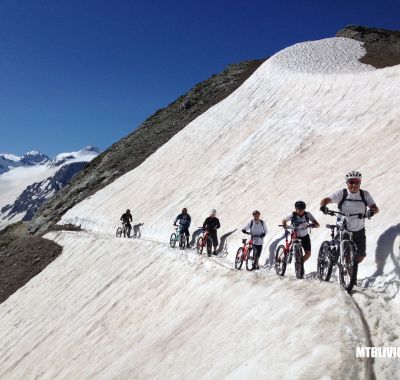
[1,38,400,378]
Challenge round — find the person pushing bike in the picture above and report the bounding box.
[242,210,267,270]
[282,201,319,263]
[202,209,220,256]
[173,208,191,247]
[120,209,133,237]
[320,170,379,264]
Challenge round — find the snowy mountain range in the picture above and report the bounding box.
[0,146,100,229]
[1,26,400,379]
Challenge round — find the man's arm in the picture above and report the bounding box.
[370,204,379,214]
[320,197,332,207]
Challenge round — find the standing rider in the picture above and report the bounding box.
[203,209,221,256]
[173,208,192,247]
[242,210,267,270]
[320,170,379,264]
[282,201,320,263]
[120,209,133,237]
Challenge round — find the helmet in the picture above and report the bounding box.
[126,209,131,213]
[182,208,187,213]
[210,209,217,215]
[294,201,306,210]
[252,210,260,216]
[345,171,362,182]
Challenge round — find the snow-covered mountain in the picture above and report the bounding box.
[1,35,400,379]
[0,151,49,174]
[0,146,100,229]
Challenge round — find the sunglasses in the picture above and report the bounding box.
[348,181,361,185]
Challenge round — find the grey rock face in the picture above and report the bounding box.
[29,59,265,234]
[337,25,400,68]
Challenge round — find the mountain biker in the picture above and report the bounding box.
[242,210,268,270]
[120,209,133,237]
[320,171,379,264]
[202,209,220,256]
[282,201,320,263]
[173,208,191,247]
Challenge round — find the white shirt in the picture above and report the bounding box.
[328,189,375,231]
[242,219,268,245]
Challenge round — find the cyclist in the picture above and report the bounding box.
[173,208,192,247]
[242,210,267,270]
[282,201,320,263]
[202,209,220,256]
[320,171,379,264]
[120,209,133,237]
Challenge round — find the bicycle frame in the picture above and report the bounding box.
[240,237,254,260]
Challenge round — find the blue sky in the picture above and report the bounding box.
[0,0,399,157]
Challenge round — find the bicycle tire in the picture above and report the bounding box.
[235,247,244,270]
[170,233,177,248]
[275,245,287,276]
[116,227,122,238]
[318,241,333,281]
[179,233,186,250]
[293,244,304,279]
[246,247,255,271]
[339,240,358,293]
[196,237,204,255]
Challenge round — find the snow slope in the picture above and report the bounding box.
[1,37,399,378]
[0,231,374,379]
[61,37,400,289]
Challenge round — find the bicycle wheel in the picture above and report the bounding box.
[170,233,177,248]
[196,237,204,255]
[116,227,122,238]
[318,241,333,281]
[235,247,244,270]
[179,234,186,250]
[339,241,358,292]
[293,245,304,279]
[246,247,256,271]
[275,245,287,276]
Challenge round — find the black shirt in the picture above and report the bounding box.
[203,216,220,231]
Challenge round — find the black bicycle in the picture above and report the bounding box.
[116,222,131,238]
[317,209,367,292]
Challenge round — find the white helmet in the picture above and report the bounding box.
[345,170,362,182]
[210,209,217,215]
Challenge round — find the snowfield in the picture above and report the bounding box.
[0,231,376,379]
[0,37,400,378]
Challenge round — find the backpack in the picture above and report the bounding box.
[250,219,265,233]
[338,189,367,212]
[291,212,309,226]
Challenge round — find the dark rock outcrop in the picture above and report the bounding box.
[29,59,265,234]
[337,25,400,68]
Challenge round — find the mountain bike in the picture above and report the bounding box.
[116,222,131,238]
[196,228,211,255]
[235,234,259,271]
[275,224,312,279]
[317,209,366,292]
[170,226,186,249]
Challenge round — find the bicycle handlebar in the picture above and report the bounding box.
[278,224,315,230]
[325,208,366,219]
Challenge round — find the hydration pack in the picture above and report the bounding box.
[338,189,367,212]
[250,219,265,233]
